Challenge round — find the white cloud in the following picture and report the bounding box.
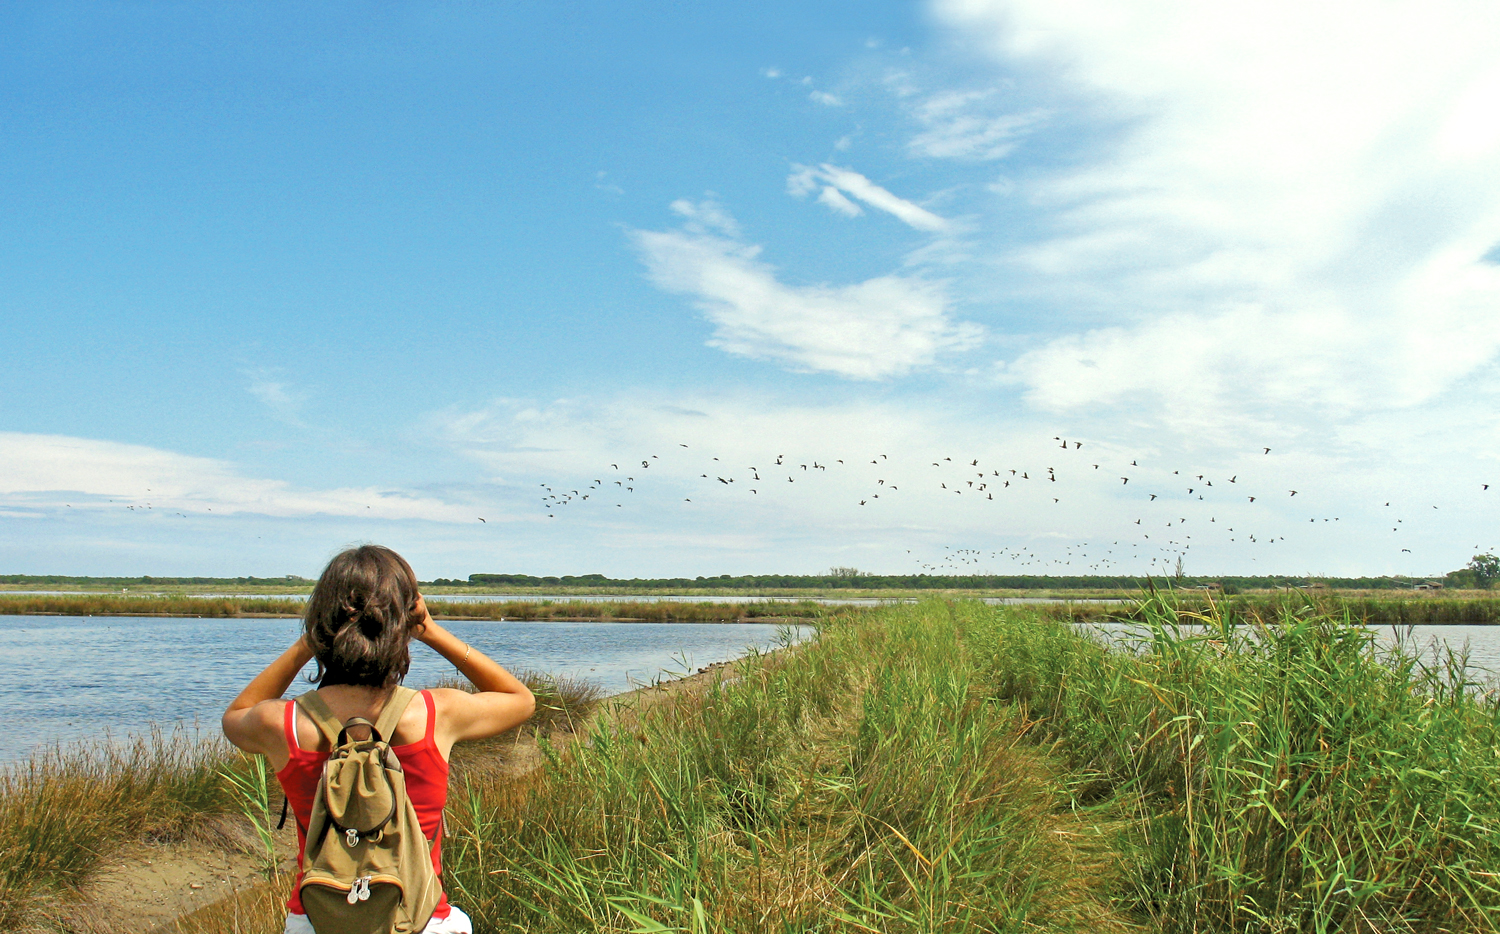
[761,67,782,79]
[816,186,863,217]
[907,90,1045,160]
[787,163,950,231]
[0,433,476,522]
[630,202,980,379]
[809,90,843,106]
[668,197,741,236]
[932,0,1500,423]
[245,370,302,423]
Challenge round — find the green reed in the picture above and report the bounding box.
[974,590,1500,932]
[1052,592,1500,627]
[440,606,1134,933]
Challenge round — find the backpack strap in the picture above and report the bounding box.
[295,686,419,748]
[373,686,419,744]
[294,691,346,748]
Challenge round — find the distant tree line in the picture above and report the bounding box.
[455,572,1437,592]
[8,561,1497,591]
[0,575,313,586]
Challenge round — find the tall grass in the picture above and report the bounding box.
[0,593,304,617]
[23,596,1497,932]
[975,590,1500,931]
[0,728,242,926]
[425,599,827,622]
[1053,592,1500,626]
[439,606,1132,932]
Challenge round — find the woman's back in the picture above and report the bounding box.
[277,687,455,919]
[221,544,535,934]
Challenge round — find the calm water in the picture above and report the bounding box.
[0,616,810,765]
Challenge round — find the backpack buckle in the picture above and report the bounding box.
[345,827,360,848]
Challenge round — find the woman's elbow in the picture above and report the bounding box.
[220,707,258,751]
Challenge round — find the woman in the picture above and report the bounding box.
[222,545,535,934]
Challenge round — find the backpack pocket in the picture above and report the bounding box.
[301,873,408,934]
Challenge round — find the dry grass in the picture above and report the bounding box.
[0,728,242,927]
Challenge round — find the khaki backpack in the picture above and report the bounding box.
[295,687,443,934]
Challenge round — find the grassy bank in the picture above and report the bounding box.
[0,728,238,922]
[426,598,1500,932]
[0,672,602,929]
[986,591,1500,930]
[14,596,1500,931]
[430,605,1131,933]
[0,593,825,621]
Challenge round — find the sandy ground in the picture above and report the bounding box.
[36,659,739,934]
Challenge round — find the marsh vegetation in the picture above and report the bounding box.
[0,593,823,622]
[7,594,1500,931]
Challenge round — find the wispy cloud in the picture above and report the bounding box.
[934,0,1500,426]
[907,90,1045,160]
[809,90,843,106]
[0,432,476,521]
[816,185,863,217]
[244,369,303,424]
[631,200,979,379]
[787,164,950,231]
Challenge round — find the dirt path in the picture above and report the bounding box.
[35,661,739,934]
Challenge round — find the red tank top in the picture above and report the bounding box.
[276,690,453,918]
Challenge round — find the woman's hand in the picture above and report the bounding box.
[413,595,446,644]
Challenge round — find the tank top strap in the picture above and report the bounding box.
[282,697,298,751]
[422,689,436,743]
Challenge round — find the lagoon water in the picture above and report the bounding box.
[5,614,1497,768]
[0,616,810,765]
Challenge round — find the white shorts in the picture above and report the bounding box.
[284,904,472,934]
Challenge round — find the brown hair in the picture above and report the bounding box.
[304,545,420,688]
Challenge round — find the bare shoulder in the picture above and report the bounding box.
[426,687,477,718]
[223,697,288,754]
[247,697,288,734]
[427,685,535,744]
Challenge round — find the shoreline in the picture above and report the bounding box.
[22,652,757,933]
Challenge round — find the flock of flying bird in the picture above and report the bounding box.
[520,436,1497,575]
[76,433,1493,575]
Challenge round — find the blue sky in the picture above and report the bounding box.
[5,1,1500,580]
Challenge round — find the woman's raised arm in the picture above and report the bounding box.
[221,636,314,756]
[414,598,535,745]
